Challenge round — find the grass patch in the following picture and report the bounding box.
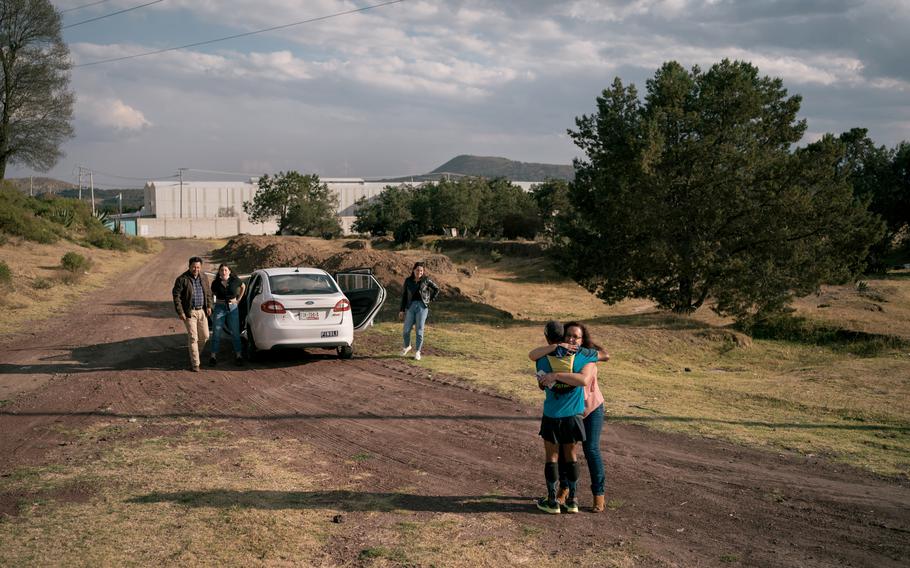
[607,498,625,511]
[0,425,638,567]
[358,546,409,562]
[743,314,907,357]
[0,238,159,337]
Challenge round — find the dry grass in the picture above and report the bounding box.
[791,271,910,339]
[0,420,640,567]
[0,237,159,337]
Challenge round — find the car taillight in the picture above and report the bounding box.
[261,300,286,314]
[333,299,351,313]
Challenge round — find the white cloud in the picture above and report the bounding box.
[79,97,151,131]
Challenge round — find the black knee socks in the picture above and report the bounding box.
[544,462,559,500]
[559,461,580,499]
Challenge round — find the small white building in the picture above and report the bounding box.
[137,177,539,238]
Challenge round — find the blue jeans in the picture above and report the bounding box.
[211,302,242,355]
[559,403,605,495]
[402,301,429,351]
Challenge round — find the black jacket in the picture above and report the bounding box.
[172,270,213,317]
[211,274,244,304]
[400,276,439,311]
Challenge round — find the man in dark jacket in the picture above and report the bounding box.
[172,256,213,371]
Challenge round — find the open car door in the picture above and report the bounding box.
[334,268,386,331]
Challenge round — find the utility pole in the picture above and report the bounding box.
[178,168,187,218]
[29,176,33,196]
[77,167,84,200]
[90,170,95,215]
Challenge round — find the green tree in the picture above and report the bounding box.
[352,184,414,236]
[562,59,884,321]
[243,171,341,237]
[837,129,910,269]
[0,0,74,178]
[432,177,482,236]
[530,179,570,239]
[476,178,538,239]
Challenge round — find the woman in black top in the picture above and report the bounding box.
[209,263,246,366]
[398,261,439,361]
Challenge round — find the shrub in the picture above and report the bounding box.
[84,226,128,250]
[490,250,502,263]
[31,277,54,290]
[394,219,421,245]
[0,188,65,243]
[0,260,11,285]
[61,252,92,274]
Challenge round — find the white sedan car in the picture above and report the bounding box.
[240,267,386,359]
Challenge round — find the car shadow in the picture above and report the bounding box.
[127,489,535,514]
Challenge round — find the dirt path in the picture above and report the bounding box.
[1,240,908,567]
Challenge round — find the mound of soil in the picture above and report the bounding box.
[215,236,467,300]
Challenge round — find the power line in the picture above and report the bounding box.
[63,0,164,29]
[184,168,261,177]
[90,168,177,181]
[74,0,406,68]
[60,0,115,14]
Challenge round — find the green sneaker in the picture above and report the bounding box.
[536,497,561,514]
[563,498,579,514]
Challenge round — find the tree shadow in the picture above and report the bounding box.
[0,334,327,375]
[586,311,716,330]
[127,489,534,514]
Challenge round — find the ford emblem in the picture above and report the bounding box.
[305,300,315,305]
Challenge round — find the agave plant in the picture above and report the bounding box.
[93,210,110,225]
[47,206,75,228]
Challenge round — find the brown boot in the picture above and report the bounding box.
[591,494,605,513]
[555,486,569,505]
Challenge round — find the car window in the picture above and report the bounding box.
[249,275,262,299]
[268,274,339,295]
[336,272,381,292]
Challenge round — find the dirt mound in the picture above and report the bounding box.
[215,236,327,273]
[216,236,468,300]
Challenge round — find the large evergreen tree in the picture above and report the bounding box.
[561,60,884,321]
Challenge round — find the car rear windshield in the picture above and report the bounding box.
[268,274,338,295]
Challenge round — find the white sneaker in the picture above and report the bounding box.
[414,351,422,360]
[400,346,412,357]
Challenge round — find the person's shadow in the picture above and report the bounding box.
[127,489,534,514]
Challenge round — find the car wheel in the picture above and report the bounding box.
[245,324,260,361]
[337,345,353,359]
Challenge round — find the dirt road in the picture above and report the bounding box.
[1,240,908,566]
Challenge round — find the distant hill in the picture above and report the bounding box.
[5,176,74,194]
[380,155,574,183]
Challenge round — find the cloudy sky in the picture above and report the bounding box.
[10,0,910,187]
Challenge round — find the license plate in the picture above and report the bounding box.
[321,330,338,338]
[298,311,320,320]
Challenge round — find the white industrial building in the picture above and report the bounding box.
[136,177,538,238]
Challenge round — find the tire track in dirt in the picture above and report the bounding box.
[1,240,908,567]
